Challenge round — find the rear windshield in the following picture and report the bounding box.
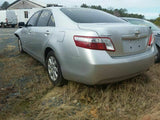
[61,8,125,23]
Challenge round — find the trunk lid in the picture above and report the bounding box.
[78,23,150,56]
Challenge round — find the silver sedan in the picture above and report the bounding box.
[15,7,157,86]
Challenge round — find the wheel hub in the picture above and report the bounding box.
[48,56,59,81]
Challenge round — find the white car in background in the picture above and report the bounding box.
[122,17,160,62]
[0,10,17,28]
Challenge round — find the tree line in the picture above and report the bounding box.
[0,1,9,10]
[81,4,160,26]
[150,17,160,26]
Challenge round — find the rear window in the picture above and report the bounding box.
[60,8,125,23]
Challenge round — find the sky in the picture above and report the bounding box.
[0,0,159,19]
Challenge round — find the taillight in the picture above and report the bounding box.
[148,34,154,46]
[73,36,115,51]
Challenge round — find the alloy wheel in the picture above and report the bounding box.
[47,56,59,81]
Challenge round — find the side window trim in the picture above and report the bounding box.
[47,14,52,26]
[47,13,56,27]
[35,10,42,26]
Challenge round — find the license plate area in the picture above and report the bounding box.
[123,38,147,53]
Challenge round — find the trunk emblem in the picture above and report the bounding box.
[135,30,140,38]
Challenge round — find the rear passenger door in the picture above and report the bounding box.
[31,10,55,61]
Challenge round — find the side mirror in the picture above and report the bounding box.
[18,22,25,28]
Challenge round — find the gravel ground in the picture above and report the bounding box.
[0,28,18,87]
[0,28,18,52]
[0,28,52,119]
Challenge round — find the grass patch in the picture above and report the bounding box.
[0,40,160,120]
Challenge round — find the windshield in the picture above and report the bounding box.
[126,19,160,31]
[61,8,125,23]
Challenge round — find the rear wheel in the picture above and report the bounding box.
[46,51,66,86]
[18,38,24,53]
[155,45,160,63]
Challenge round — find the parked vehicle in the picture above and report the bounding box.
[15,7,157,86]
[0,10,17,28]
[122,17,160,62]
[13,8,41,24]
[0,10,6,27]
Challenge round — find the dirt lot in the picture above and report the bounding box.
[0,28,160,120]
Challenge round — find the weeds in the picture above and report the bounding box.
[0,31,160,120]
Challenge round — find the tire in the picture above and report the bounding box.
[18,38,24,53]
[1,23,4,28]
[155,45,160,63]
[46,51,67,86]
[11,25,15,28]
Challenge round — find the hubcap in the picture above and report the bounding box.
[48,56,59,81]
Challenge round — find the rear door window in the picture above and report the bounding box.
[37,10,52,26]
[27,11,41,26]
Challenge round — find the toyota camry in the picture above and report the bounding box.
[15,7,157,86]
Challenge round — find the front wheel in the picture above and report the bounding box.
[18,39,24,53]
[46,51,67,86]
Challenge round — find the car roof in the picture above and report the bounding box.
[44,7,102,11]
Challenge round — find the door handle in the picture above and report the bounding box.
[28,31,31,34]
[45,30,50,36]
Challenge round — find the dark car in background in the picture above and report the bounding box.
[122,17,160,62]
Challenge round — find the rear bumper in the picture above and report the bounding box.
[91,53,154,84]
[63,45,157,85]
